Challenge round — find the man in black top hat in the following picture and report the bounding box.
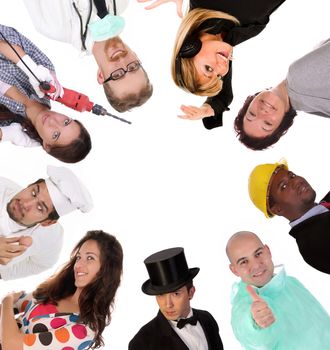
[128,247,224,350]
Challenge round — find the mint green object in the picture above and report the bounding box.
[231,268,330,349]
[89,14,125,42]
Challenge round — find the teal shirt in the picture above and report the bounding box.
[231,268,330,349]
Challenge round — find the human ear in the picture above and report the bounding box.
[42,142,51,152]
[188,286,195,300]
[40,219,57,227]
[229,263,240,277]
[269,203,283,216]
[96,68,104,85]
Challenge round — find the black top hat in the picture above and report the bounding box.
[142,247,200,295]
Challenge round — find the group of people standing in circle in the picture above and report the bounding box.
[0,0,329,349]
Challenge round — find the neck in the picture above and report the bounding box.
[286,202,317,222]
[271,80,290,112]
[25,101,47,127]
[70,288,81,307]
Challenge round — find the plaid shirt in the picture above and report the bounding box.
[0,24,54,125]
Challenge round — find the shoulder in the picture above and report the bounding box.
[0,176,21,192]
[129,315,163,349]
[194,308,219,326]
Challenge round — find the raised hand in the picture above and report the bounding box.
[178,104,215,120]
[246,285,275,328]
[137,0,183,18]
[0,236,28,265]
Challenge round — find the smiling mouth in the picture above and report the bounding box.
[110,49,126,59]
[261,100,276,110]
[217,51,233,62]
[42,114,49,125]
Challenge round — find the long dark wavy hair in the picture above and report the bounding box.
[33,230,123,349]
[0,105,91,163]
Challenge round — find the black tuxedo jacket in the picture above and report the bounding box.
[129,309,224,350]
[289,192,330,274]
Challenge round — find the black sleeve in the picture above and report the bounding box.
[202,65,233,130]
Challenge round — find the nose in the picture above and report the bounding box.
[21,197,37,210]
[75,258,85,269]
[165,294,174,308]
[251,259,263,272]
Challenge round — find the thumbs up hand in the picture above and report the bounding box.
[246,285,275,328]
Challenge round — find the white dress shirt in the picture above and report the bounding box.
[169,309,208,350]
[23,0,129,53]
[290,204,328,228]
[0,176,63,280]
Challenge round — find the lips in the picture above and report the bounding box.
[261,100,276,110]
[42,114,49,125]
[111,49,126,59]
[217,51,232,63]
[12,199,23,217]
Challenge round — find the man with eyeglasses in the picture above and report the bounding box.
[23,0,153,112]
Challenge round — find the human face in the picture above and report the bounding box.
[7,181,54,227]
[229,235,274,287]
[35,111,80,150]
[74,240,101,289]
[243,91,287,138]
[156,286,195,321]
[193,36,233,85]
[268,167,316,219]
[94,37,148,100]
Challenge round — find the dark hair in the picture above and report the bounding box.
[185,280,194,292]
[46,119,91,163]
[234,93,297,150]
[30,179,60,220]
[103,70,153,112]
[0,105,91,163]
[33,230,123,349]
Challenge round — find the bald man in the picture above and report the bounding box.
[226,231,330,350]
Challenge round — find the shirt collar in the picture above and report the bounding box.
[290,204,328,228]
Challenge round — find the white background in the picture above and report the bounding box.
[1,0,330,349]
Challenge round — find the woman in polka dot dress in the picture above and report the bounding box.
[0,230,123,350]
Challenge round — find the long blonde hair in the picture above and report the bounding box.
[171,8,239,96]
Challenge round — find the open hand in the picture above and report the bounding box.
[178,104,215,120]
[246,285,275,328]
[137,0,183,17]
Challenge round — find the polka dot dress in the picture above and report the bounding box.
[14,293,95,350]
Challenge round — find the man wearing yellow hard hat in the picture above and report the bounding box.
[248,159,330,275]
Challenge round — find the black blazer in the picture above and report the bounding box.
[187,0,286,129]
[289,192,330,274]
[129,309,224,350]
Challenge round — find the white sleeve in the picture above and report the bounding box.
[0,80,12,95]
[0,223,63,280]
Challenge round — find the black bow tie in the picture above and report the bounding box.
[176,314,198,329]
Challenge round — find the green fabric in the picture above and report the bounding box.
[231,268,330,349]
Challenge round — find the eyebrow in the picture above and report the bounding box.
[236,246,263,264]
[35,185,49,213]
[83,252,99,257]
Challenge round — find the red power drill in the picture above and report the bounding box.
[39,82,131,124]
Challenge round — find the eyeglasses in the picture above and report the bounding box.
[103,60,142,84]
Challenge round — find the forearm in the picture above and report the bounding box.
[0,42,26,64]
[0,298,23,350]
[4,86,29,105]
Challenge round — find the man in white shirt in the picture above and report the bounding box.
[0,165,93,280]
[129,247,224,350]
[248,159,330,274]
[23,0,153,112]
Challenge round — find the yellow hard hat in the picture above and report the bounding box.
[248,159,288,218]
